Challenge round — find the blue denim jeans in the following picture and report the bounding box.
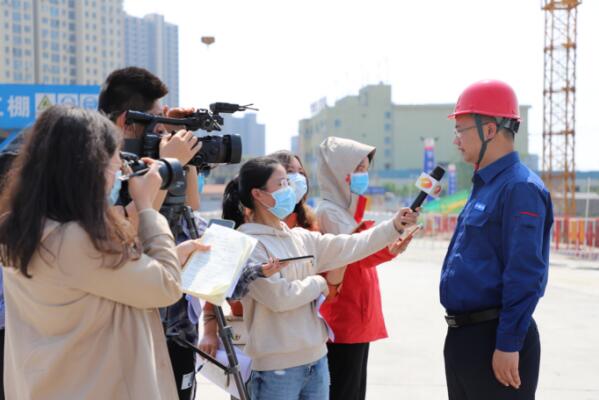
[248,356,330,400]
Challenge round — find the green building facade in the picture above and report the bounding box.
[299,83,531,195]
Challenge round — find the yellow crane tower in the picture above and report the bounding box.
[542,0,581,217]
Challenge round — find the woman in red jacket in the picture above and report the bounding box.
[316,136,415,400]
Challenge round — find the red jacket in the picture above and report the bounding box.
[320,197,396,343]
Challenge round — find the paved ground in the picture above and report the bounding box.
[195,239,599,399]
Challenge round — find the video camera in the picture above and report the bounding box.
[116,152,185,205]
[123,102,255,170]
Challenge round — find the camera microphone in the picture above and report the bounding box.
[410,165,446,211]
[209,102,258,114]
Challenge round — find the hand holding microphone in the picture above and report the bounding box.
[393,207,419,233]
[395,165,446,230]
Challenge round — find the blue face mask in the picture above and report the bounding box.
[350,172,369,195]
[267,185,297,219]
[197,173,205,193]
[108,170,122,206]
[287,172,308,204]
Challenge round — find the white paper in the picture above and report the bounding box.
[316,294,335,342]
[181,224,257,306]
[198,345,252,399]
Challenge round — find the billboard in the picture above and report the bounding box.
[0,84,100,130]
[422,137,436,174]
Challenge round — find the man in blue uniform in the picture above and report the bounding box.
[441,80,553,399]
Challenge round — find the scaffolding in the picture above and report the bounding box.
[542,0,581,217]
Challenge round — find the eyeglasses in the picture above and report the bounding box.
[453,122,492,139]
[279,177,290,188]
[260,178,290,193]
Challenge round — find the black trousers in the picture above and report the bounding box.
[327,342,370,400]
[166,338,197,400]
[444,318,540,400]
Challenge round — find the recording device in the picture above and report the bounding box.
[208,218,236,229]
[121,102,256,233]
[123,102,255,169]
[410,166,446,211]
[117,152,184,204]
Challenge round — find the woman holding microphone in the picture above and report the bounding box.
[222,156,418,400]
[316,136,416,400]
[0,106,206,400]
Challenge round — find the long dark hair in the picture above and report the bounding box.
[222,157,281,228]
[0,106,139,277]
[268,150,317,229]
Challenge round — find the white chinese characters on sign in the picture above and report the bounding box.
[7,96,31,118]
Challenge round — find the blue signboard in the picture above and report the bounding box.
[0,84,100,130]
[422,138,436,174]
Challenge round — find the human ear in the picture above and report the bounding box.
[486,123,498,140]
[251,188,262,202]
[115,112,127,129]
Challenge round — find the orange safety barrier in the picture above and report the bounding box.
[424,214,599,250]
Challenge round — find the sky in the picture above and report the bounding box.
[124,0,599,171]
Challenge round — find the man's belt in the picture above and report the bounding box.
[444,308,501,328]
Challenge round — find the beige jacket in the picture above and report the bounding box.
[237,219,398,371]
[3,209,181,400]
[316,136,376,235]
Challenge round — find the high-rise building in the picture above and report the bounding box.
[290,135,299,155]
[222,113,265,157]
[124,13,179,106]
[0,0,124,85]
[298,83,531,192]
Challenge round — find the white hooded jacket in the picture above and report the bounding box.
[316,136,375,235]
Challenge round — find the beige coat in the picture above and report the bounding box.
[238,218,398,371]
[3,209,182,400]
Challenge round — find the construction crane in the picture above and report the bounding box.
[542,0,581,217]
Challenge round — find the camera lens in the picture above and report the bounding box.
[156,158,184,191]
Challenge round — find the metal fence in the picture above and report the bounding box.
[420,213,599,259]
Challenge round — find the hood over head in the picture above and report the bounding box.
[316,136,375,210]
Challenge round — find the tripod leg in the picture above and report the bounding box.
[214,305,250,400]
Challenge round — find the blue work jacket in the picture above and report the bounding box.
[440,151,553,352]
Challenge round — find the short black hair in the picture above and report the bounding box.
[98,66,168,121]
[479,114,515,141]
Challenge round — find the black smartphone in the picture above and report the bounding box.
[276,255,314,263]
[208,218,236,229]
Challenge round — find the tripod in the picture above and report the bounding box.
[161,187,250,400]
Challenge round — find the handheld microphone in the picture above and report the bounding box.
[410,166,446,211]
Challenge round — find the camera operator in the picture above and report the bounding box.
[98,66,205,399]
[0,106,209,399]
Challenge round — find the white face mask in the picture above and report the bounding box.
[287,173,308,203]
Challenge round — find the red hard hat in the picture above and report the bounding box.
[448,79,520,121]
